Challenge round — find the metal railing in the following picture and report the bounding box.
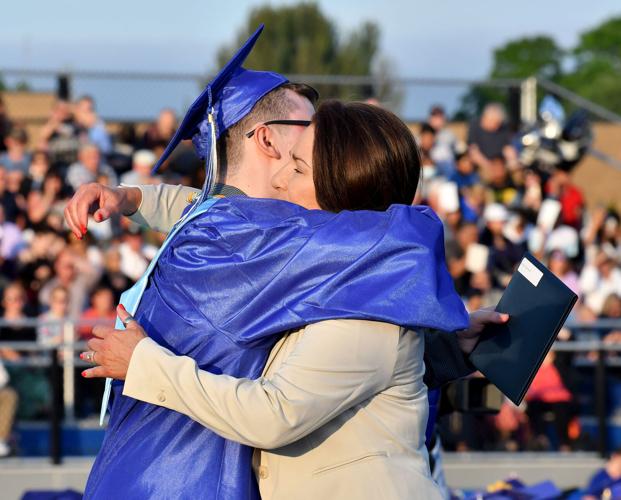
[1,317,621,462]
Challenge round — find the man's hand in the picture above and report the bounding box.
[457,307,509,355]
[81,304,147,380]
[64,183,142,239]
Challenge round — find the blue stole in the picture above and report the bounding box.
[85,196,469,499]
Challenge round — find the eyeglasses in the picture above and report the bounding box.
[245,120,311,138]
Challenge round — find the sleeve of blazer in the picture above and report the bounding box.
[123,320,399,449]
[125,183,200,233]
[422,330,476,390]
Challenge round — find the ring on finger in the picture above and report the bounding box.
[83,351,96,364]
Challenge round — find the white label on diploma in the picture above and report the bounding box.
[517,258,543,287]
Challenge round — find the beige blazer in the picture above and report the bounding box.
[124,319,442,500]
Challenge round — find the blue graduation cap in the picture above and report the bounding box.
[152,24,288,197]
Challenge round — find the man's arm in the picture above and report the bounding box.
[122,320,398,450]
[423,330,475,390]
[125,184,200,233]
[422,309,510,389]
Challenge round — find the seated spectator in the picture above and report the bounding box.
[525,350,575,451]
[418,123,438,180]
[78,286,116,340]
[485,155,519,207]
[548,250,580,296]
[37,285,70,346]
[66,143,117,192]
[38,99,81,168]
[39,247,101,319]
[545,167,584,230]
[99,246,132,303]
[0,204,25,264]
[468,103,518,179]
[449,149,479,190]
[120,149,160,186]
[118,227,156,282]
[580,249,621,316]
[0,97,12,153]
[21,150,51,194]
[0,127,31,174]
[0,359,17,457]
[428,105,458,177]
[0,282,36,345]
[26,170,67,228]
[480,203,525,289]
[140,108,177,151]
[0,166,21,223]
[74,95,112,155]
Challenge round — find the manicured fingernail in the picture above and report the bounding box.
[81,371,87,378]
[79,353,84,360]
[501,314,509,321]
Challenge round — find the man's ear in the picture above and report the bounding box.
[253,126,282,160]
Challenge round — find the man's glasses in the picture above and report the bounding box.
[245,120,311,138]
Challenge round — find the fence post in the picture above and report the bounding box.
[57,73,71,100]
[62,321,75,422]
[595,348,608,458]
[520,77,537,126]
[49,348,62,465]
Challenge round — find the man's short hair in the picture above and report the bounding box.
[217,83,318,174]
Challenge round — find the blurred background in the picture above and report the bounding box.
[1,1,621,498]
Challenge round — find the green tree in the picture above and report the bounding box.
[561,16,621,114]
[216,3,399,107]
[457,35,563,120]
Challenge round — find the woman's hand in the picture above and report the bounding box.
[81,304,146,380]
[457,307,509,355]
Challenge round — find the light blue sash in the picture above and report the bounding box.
[99,196,220,425]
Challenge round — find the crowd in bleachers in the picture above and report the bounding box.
[418,103,621,454]
[0,93,619,458]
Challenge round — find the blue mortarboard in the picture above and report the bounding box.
[152,24,288,194]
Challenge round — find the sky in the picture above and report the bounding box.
[2,0,620,119]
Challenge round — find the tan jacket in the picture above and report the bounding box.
[124,319,442,500]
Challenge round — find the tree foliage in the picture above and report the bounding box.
[458,15,621,119]
[217,3,399,107]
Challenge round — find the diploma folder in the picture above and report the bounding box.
[469,253,578,406]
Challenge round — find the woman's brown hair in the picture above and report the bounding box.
[312,100,421,212]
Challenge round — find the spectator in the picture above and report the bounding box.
[468,103,518,180]
[428,105,458,177]
[38,99,81,168]
[120,149,160,186]
[99,246,132,303]
[141,108,177,151]
[545,167,585,230]
[548,250,580,296]
[0,360,17,457]
[580,249,621,316]
[66,143,117,192]
[0,127,31,174]
[22,150,51,194]
[480,203,524,290]
[485,155,519,207]
[583,449,621,499]
[0,166,22,224]
[78,286,116,340]
[39,248,101,319]
[118,228,156,282]
[0,204,25,264]
[526,351,575,451]
[73,95,112,155]
[37,285,70,346]
[449,149,479,190]
[0,97,12,153]
[0,282,36,344]
[26,170,66,229]
[418,123,438,179]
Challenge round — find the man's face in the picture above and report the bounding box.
[253,90,315,199]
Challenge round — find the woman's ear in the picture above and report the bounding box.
[253,126,282,160]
